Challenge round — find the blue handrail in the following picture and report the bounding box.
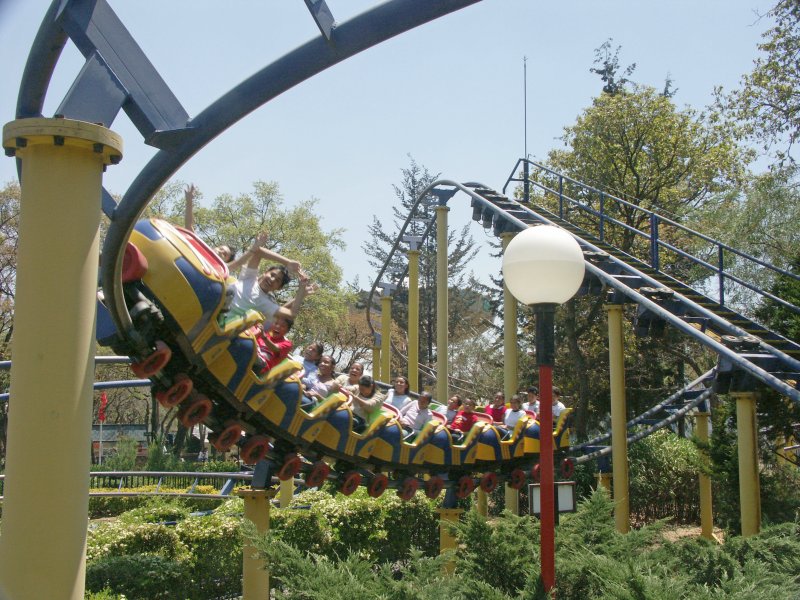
[504,158,800,316]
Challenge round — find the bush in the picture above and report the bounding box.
[89,484,225,518]
[85,553,190,600]
[117,498,192,525]
[87,521,190,563]
[175,513,243,599]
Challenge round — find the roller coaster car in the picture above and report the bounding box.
[104,218,574,498]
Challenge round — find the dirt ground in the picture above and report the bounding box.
[661,524,725,544]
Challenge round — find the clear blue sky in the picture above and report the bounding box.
[0,0,775,287]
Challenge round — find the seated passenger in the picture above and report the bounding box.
[348,375,385,433]
[552,386,567,419]
[385,376,412,410]
[303,354,338,407]
[484,391,507,423]
[447,397,479,443]
[523,386,539,413]
[334,362,364,395]
[398,390,433,438]
[254,308,294,374]
[503,394,525,430]
[445,394,462,424]
[294,341,324,389]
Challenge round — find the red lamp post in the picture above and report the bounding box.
[502,225,584,595]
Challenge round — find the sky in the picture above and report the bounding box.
[0,0,777,288]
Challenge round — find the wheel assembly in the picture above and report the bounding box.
[209,422,243,452]
[277,454,302,481]
[397,477,419,501]
[424,476,444,499]
[178,394,212,428]
[339,470,362,496]
[560,457,575,479]
[367,473,389,498]
[479,471,498,494]
[155,373,193,408]
[240,435,271,464]
[305,461,331,488]
[455,475,475,499]
[509,468,526,490]
[131,340,172,378]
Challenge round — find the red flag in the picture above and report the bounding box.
[99,392,108,423]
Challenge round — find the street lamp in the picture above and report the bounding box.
[502,225,585,594]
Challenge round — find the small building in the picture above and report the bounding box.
[91,423,149,462]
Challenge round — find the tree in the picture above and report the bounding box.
[528,84,748,438]
[718,0,800,166]
[362,157,482,387]
[590,39,637,96]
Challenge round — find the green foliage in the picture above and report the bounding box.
[175,513,243,599]
[85,554,190,600]
[88,485,224,518]
[102,436,138,471]
[271,487,439,562]
[87,521,190,563]
[144,440,183,472]
[628,429,704,523]
[116,498,191,525]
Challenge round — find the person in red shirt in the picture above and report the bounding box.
[448,397,479,443]
[255,307,294,373]
[484,391,507,423]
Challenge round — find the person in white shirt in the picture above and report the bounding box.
[399,391,433,436]
[385,376,412,410]
[523,386,539,414]
[503,394,525,430]
[551,386,567,419]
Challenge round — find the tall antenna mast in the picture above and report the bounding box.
[523,55,528,159]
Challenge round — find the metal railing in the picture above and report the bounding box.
[504,158,800,316]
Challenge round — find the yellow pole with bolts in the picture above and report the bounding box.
[435,205,449,404]
[607,303,630,533]
[501,232,519,513]
[372,337,381,382]
[0,118,122,600]
[695,409,714,540]
[733,391,761,536]
[381,293,392,383]
[437,507,462,574]
[238,488,274,599]
[407,248,420,393]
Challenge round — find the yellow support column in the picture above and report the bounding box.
[696,409,714,540]
[372,335,381,382]
[0,118,122,600]
[407,248,420,393]
[607,303,630,533]
[476,488,488,516]
[501,232,520,513]
[733,391,761,537]
[279,477,294,508]
[597,472,612,492]
[381,293,392,383]
[435,205,449,404]
[438,507,462,574]
[238,488,274,600]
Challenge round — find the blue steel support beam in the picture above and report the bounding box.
[304,0,336,41]
[97,0,484,338]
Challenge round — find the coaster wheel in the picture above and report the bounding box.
[210,422,243,453]
[131,341,172,378]
[178,395,212,428]
[277,454,302,481]
[156,374,193,408]
[479,472,499,494]
[122,242,148,282]
[339,470,362,496]
[305,461,331,489]
[424,476,444,500]
[397,477,419,502]
[367,473,389,498]
[560,457,576,479]
[455,475,475,499]
[531,463,541,483]
[240,436,271,465]
[509,468,526,490]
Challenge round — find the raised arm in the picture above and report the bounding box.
[245,231,302,274]
[283,271,312,319]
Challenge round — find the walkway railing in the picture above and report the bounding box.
[504,158,800,316]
